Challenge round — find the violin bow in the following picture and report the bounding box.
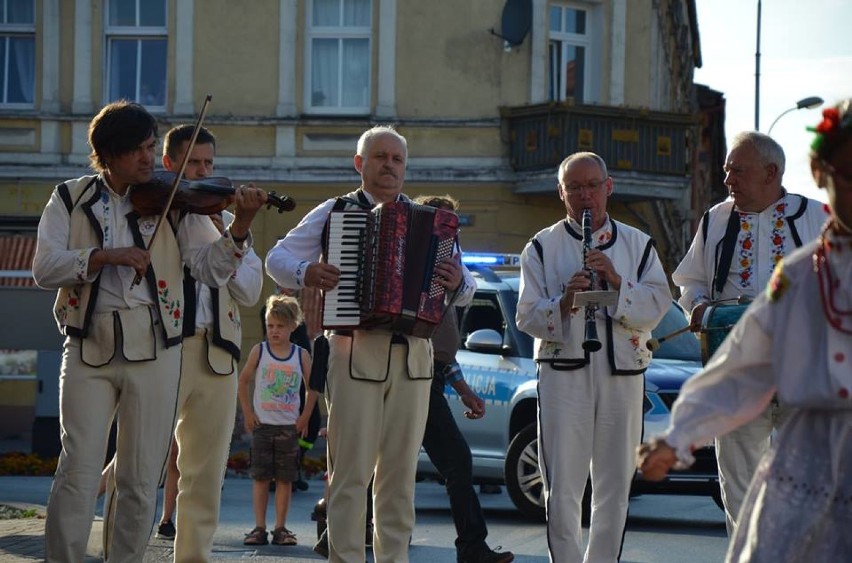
[131,94,213,288]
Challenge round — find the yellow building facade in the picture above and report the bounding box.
[0,1,707,434]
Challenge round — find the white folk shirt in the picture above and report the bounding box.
[672,192,828,311]
[517,215,671,373]
[193,210,263,330]
[663,229,852,466]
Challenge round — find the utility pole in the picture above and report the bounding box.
[755,0,762,130]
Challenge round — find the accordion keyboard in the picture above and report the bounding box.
[323,211,369,327]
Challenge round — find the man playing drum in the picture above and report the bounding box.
[671,131,828,535]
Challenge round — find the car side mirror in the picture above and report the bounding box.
[464,328,504,354]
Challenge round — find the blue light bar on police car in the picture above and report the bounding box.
[462,253,521,266]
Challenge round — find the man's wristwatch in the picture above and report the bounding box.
[228,227,248,246]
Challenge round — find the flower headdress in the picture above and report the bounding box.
[808,105,852,158]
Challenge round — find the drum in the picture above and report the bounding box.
[700,302,750,364]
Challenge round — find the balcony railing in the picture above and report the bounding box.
[501,103,695,176]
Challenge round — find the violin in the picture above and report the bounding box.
[130,170,296,216]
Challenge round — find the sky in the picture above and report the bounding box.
[693,0,852,203]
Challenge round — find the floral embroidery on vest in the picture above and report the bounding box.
[157,280,182,328]
[769,201,788,271]
[737,213,755,289]
[100,191,112,245]
[73,249,89,282]
[737,202,788,292]
[540,340,563,358]
[56,288,82,325]
[228,307,241,330]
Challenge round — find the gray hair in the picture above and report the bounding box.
[557,151,609,181]
[730,131,786,176]
[356,125,408,162]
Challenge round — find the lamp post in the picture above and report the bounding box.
[755,0,761,130]
[767,96,825,136]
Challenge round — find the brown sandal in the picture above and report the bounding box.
[243,526,268,545]
[271,527,297,545]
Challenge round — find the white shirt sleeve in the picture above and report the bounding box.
[179,213,247,288]
[516,239,567,342]
[663,294,777,465]
[32,190,99,289]
[672,216,712,313]
[265,198,336,289]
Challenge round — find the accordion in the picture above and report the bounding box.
[322,201,459,338]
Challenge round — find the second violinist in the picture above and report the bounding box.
[33,101,266,563]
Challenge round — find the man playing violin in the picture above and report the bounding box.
[515,152,671,562]
[99,124,265,562]
[33,100,267,563]
[672,131,828,536]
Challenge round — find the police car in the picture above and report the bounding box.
[417,253,721,521]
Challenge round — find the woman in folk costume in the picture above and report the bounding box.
[636,98,852,562]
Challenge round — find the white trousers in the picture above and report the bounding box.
[715,401,787,536]
[46,315,179,563]
[325,336,431,563]
[538,359,643,563]
[172,331,238,562]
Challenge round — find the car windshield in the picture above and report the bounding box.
[650,303,701,361]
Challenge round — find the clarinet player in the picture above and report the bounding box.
[516,152,671,563]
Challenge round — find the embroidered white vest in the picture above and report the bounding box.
[52,175,186,348]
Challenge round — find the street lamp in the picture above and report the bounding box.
[767,96,824,136]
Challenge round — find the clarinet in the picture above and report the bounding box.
[581,208,602,352]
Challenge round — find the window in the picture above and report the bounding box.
[306,0,371,115]
[460,294,506,344]
[104,0,167,108]
[548,3,589,104]
[0,0,35,107]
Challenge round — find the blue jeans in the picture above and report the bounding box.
[421,365,489,560]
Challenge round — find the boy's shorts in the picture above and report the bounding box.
[250,424,299,482]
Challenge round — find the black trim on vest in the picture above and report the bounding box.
[536,358,587,370]
[210,285,240,361]
[786,195,808,247]
[57,183,73,214]
[80,183,105,247]
[182,266,197,337]
[711,208,741,297]
[74,183,107,338]
[563,217,619,249]
[637,239,655,279]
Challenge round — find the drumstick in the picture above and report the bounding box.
[646,325,693,352]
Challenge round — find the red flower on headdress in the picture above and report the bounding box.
[815,108,841,134]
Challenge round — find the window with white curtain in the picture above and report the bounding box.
[548,3,589,104]
[0,0,35,107]
[104,0,167,108]
[306,0,371,115]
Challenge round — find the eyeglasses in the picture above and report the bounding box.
[561,178,608,195]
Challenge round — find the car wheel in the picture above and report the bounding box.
[505,422,592,524]
[505,423,546,521]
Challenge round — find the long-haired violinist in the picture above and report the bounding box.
[516,151,671,563]
[32,100,267,563]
